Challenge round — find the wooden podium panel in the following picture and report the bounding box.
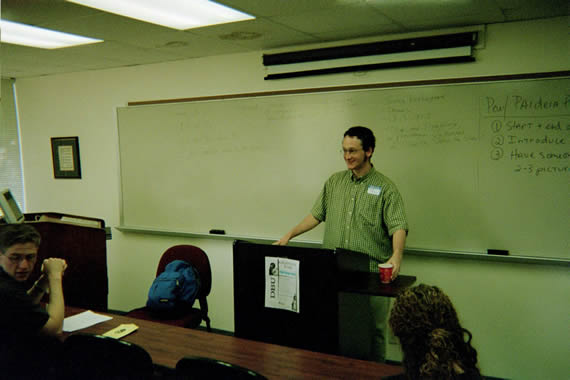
[1,213,108,311]
[30,221,108,311]
[233,242,417,357]
[335,247,417,297]
[339,271,417,297]
[233,240,339,354]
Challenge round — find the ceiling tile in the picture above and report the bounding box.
[1,0,99,26]
[368,0,505,24]
[494,0,569,20]
[40,12,187,48]
[269,4,395,35]
[217,0,364,17]
[188,18,321,51]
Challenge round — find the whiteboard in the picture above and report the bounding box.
[117,77,569,259]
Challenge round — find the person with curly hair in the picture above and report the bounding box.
[387,284,482,380]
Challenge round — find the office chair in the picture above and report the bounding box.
[127,245,212,331]
[2,334,64,380]
[175,356,268,380]
[62,333,154,380]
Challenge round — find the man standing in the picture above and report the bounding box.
[0,223,67,375]
[275,125,408,362]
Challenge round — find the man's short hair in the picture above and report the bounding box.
[0,224,41,254]
[344,126,376,152]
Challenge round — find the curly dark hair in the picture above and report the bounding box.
[389,284,481,380]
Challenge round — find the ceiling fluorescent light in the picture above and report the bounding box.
[66,0,255,30]
[0,20,103,49]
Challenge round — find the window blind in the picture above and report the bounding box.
[0,78,25,216]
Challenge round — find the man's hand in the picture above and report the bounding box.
[386,254,402,280]
[41,258,67,279]
[273,236,290,246]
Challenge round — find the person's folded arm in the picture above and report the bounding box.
[27,274,49,304]
[39,258,67,336]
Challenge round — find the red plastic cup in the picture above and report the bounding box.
[378,263,393,284]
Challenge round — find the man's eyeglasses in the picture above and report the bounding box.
[341,148,363,156]
[5,254,37,264]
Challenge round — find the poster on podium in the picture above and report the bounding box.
[264,257,300,313]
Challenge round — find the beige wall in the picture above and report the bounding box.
[15,17,569,380]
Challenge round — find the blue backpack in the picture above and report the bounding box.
[146,260,201,312]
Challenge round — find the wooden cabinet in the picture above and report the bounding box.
[1,213,109,311]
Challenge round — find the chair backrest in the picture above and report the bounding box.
[175,356,268,380]
[62,333,154,379]
[156,245,212,300]
[1,334,64,379]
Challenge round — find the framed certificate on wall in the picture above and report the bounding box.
[51,136,82,179]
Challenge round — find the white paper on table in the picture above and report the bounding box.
[264,256,300,313]
[63,310,113,332]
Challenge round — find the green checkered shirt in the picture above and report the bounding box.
[311,167,408,271]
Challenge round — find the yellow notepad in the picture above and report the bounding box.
[102,323,139,339]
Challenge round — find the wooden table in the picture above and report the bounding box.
[65,307,403,379]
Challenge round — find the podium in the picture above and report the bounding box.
[233,240,416,356]
[1,213,109,311]
[233,240,338,354]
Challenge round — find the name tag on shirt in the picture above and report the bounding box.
[367,185,382,196]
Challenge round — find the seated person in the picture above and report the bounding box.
[0,223,67,377]
[387,284,482,380]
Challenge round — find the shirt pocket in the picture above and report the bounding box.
[358,195,382,227]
